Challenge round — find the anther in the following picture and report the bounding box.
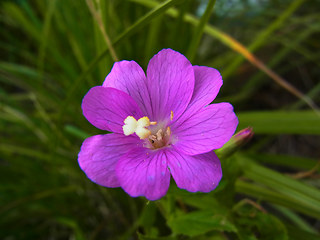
[166,126,171,136]
[156,129,163,141]
[170,111,174,121]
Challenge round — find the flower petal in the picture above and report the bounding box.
[82,86,143,133]
[78,133,140,187]
[146,49,195,121]
[176,66,222,122]
[116,147,170,200]
[167,148,222,192]
[171,103,238,155]
[103,60,153,117]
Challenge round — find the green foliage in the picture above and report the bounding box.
[167,211,237,236]
[1,0,319,239]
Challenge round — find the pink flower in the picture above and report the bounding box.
[78,49,238,200]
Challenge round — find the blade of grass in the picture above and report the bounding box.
[272,204,317,234]
[0,104,48,141]
[170,0,191,52]
[235,180,320,219]
[86,0,118,62]
[144,15,163,64]
[37,0,57,76]
[245,153,319,172]
[237,155,320,208]
[291,82,320,109]
[0,185,77,214]
[186,0,216,62]
[237,110,320,135]
[64,124,90,140]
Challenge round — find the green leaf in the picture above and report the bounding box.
[137,232,177,240]
[55,217,85,240]
[177,193,228,215]
[235,208,288,240]
[167,211,237,237]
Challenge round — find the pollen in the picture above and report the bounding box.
[170,111,174,121]
[123,116,156,139]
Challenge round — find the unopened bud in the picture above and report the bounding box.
[216,127,253,160]
[233,127,254,146]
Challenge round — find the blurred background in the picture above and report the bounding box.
[1,0,320,239]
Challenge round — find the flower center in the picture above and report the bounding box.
[147,126,172,149]
[122,113,173,150]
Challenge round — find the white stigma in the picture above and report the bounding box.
[123,116,156,139]
[123,116,137,136]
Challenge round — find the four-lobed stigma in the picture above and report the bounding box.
[123,116,156,139]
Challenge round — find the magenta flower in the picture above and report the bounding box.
[78,49,238,200]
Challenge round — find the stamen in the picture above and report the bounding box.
[170,111,174,121]
[149,135,156,144]
[156,129,163,141]
[166,126,171,136]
